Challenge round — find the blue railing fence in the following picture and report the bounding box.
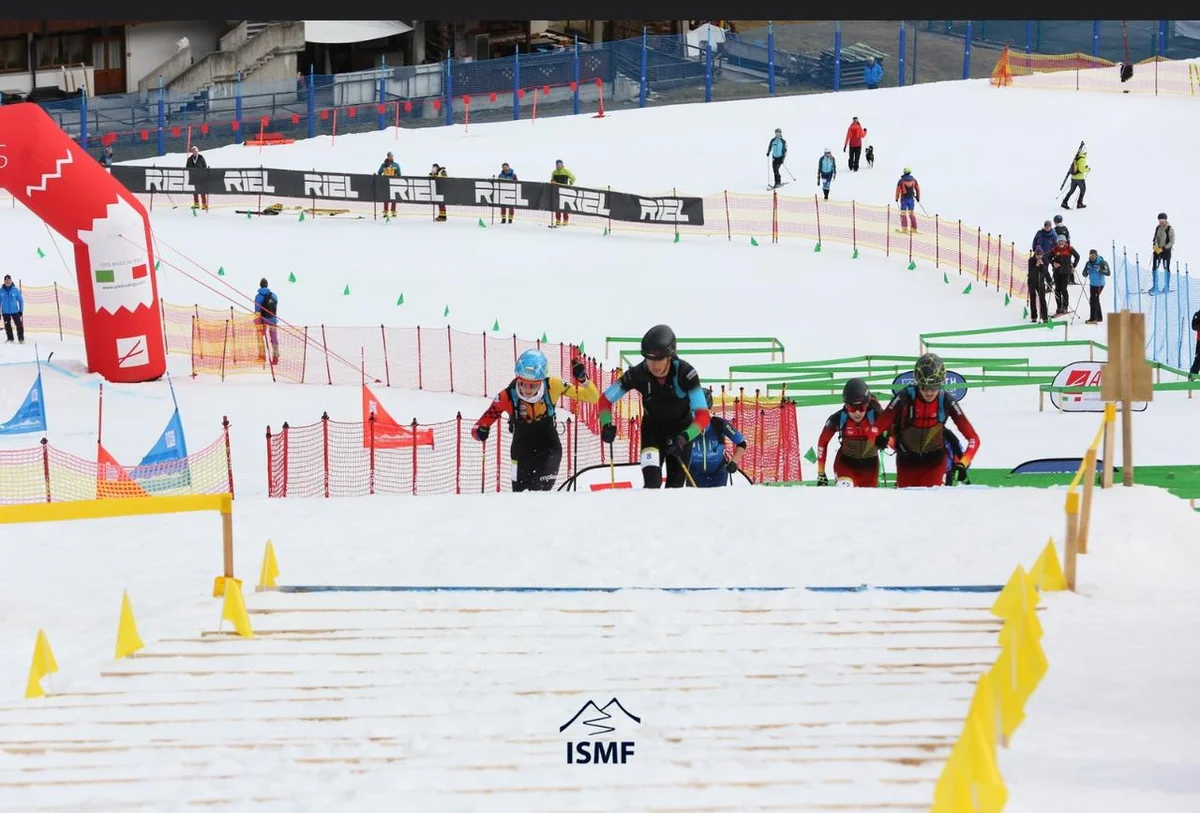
[1111,242,1197,372]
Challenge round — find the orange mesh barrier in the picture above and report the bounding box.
[991,46,1199,97]
[266,397,801,497]
[0,426,234,505]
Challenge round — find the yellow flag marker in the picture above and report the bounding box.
[257,539,280,592]
[114,590,145,659]
[1029,538,1068,592]
[221,578,254,638]
[25,629,58,699]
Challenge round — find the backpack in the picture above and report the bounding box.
[260,291,278,318]
[1192,309,1200,332]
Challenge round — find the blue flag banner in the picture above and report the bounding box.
[129,407,192,492]
[0,374,47,435]
[890,370,968,402]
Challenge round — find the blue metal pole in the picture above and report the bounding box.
[1025,20,1032,54]
[912,23,918,85]
[572,36,580,115]
[307,67,315,139]
[512,50,520,121]
[833,22,842,91]
[156,75,166,156]
[963,21,973,80]
[1111,240,1118,313]
[1159,20,1167,57]
[377,54,387,130]
[1092,21,1100,58]
[704,29,713,102]
[639,27,648,108]
[767,21,775,94]
[443,56,452,126]
[898,21,907,88]
[234,72,243,145]
[79,87,88,149]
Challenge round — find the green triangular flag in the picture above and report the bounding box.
[217,266,225,276]
[962,282,973,294]
[192,207,197,217]
[852,248,859,259]
[943,272,950,284]
[491,319,499,331]
[478,217,487,228]
[578,341,585,354]
[1004,293,1011,306]
[36,248,45,258]
[343,284,351,296]
[155,260,161,271]
[298,211,306,222]
[907,260,916,270]
[750,236,759,246]
[603,227,609,236]
[287,271,296,283]
[673,232,680,243]
[541,332,548,343]
[814,242,822,253]
[247,211,252,219]
[803,446,817,464]
[1023,305,1029,320]
[443,305,450,317]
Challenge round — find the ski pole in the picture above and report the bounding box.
[783,162,796,181]
[608,441,616,487]
[918,201,930,216]
[1070,282,1089,324]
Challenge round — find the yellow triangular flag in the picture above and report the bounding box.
[24,629,58,699]
[961,705,1009,813]
[1029,538,1068,592]
[998,609,1049,691]
[989,636,1027,741]
[968,670,999,751]
[221,578,254,638]
[991,564,1038,621]
[114,590,145,659]
[257,539,279,592]
[931,737,974,812]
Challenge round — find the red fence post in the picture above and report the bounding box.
[321,412,330,498]
[223,415,235,498]
[368,414,376,496]
[40,437,51,502]
[455,412,463,495]
[281,423,290,497]
[482,332,488,395]
[300,326,309,383]
[266,425,274,497]
[380,324,391,387]
[851,201,857,253]
[321,324,333,385]
[724,190,731,241]
[447,326,455,393]
[411,418,419,496]
[53,283,63,340]
[416,326,424,390]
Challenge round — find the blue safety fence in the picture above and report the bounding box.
[1110,243,1198,372]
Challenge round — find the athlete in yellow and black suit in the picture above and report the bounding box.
[378,152,400,216]
[472,350,598,491]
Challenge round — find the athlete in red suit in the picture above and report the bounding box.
[816,378,883,488]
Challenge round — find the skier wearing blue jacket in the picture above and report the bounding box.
[497,162,517,224]
[1,274,24,344]
[687,389,748,487]
[1082,249,1111,324]
[254,278,280,365]
[816,148,837,200]
[766,128,788,189]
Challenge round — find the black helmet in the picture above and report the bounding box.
[1158,212,1168,220]
[914,352,946,389]
[1053,214,1063,224]
[704,387,714,409]
[640,324,677,360]
[842,378,871,406]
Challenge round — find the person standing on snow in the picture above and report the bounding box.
[497,162,518,224]
[686,388,748,488]
[895,167,920,233]
[816,148,837,200]
[186,145,208,211]
[863,58,883,90]
[1,274,25,344]
[1050,234,1080,317]
[378,151,401,218]
[1082,249,1111,324]
[816,378,884,488]
[430,163,448,222]
[598,324,711,489]
[1027,248,1053,324]
[843,116,867,171]
[253,277,280,365]
[471,349,597,492]
[874,353,981,489]
[1151,212,1175,295]
[1061,146,1089,210]
[766,128,788,189]
[550,159,577,227]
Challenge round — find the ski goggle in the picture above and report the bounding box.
[845,401,869,412]
[515,378,545,403]
[918,384,941,396]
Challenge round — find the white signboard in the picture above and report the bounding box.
[1050,360,1148,413]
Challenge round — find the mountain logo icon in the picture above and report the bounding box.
[559,697,642,736]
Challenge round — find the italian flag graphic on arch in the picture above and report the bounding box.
[76,197,156,315]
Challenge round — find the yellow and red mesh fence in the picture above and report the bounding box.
[991,46,1200,96]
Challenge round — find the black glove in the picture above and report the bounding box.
[946,461,969,486]
[473,424,489,442]
[662,434,689,459]
[817,473,829,487]
[725,460,739,474]
[571,358,587,383]
[875,432,890,450]
[600,423,616,445]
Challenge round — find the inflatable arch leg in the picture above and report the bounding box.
[0,103,165,383]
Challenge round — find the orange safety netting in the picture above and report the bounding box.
[0,428,234,505]
[990,46,1198,97]
[266,398,801,497]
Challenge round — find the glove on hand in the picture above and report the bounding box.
[817,473,829,487]
[472,425,489,442]
[725,460,739,474]
[600,423,617,445]
[662,434,689,459]
[571,358,587,383]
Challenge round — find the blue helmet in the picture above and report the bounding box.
[515,348,548,381]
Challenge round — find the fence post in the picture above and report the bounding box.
[443,56,453,126]
[482,332,489,394]
[266,425,274,497]
[307,68,316,139]
[40,437,51,503]
[494,419,502,492]
[833,22,842,91]
[639,27,648,108]
[851,201,857,254]
[963,21,973,79]
[380,324,391,386]
[79,88,88,149]
[53,282,63,340]
[704,35,713,103]
[220,319,230,382]
[416,326,425,390]
[455,412,463,494]
[321,411,330,499]
[368,413,376,496]
[320,324,332,385]
[768,21,776,94]
[234,72,243,145]
[898,21,907,88]
[223,415,235,498]
[573,37,581,115]
[958,220,963,275]
[281,423,290,497]
[377,56,388,130]
[814,194,822,247]
[1064,490,1079,591]
[1079,446,1097,554]
[724,190,731,241]
[157,76,166,157]
[886,205,891,257]
[1092,20,1101,57]
[513,51,521,121]
[447,325,455,392]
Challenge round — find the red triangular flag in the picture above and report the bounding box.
[96,443,151,500]
[362,385,434,450]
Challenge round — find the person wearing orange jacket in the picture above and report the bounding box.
[843,116,867,171]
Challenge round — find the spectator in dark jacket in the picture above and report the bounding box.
[1050,235,1079,316]
[1,274,24,343]
[1053,213,1069,244]
[254,277,279,365]
[186,146,208,211]
[378,152,401,217]
[1151,212,1175,294]
[1027,250,1052,324]
[1032,220,1058,257]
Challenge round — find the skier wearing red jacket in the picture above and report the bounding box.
[816,378,884,488]
[843,116,867,171]
[874,353,981,488]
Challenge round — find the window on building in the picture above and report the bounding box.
[39,33,89,67]
[0,37,28,73]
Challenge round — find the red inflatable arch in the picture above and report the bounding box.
[0,103,165,383]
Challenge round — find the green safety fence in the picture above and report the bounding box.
[606,335,785,364]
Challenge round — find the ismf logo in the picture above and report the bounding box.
[1064,368,1101,401]
[560,697,640,764]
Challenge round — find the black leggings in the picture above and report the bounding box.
[640,423,693,489]
[511,441,562,492]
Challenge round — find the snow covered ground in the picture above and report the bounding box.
[0,70,1198,811]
